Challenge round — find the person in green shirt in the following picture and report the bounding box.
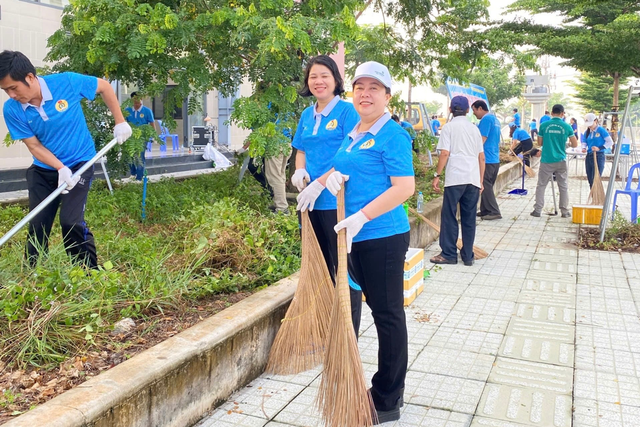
[532,104,578,218]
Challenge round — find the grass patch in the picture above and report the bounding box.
[580,211,640,252]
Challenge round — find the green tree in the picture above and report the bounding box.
[468,58,526,109]
[569,73,633,114]
[500,0,640,135]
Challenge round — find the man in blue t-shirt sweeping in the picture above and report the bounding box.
[0,50,132,268]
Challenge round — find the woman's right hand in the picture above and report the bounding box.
[296,180,325,212]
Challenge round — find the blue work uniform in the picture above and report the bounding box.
[539,114,551,124]
[431,119,440,134]
[400,121,416,140]
[2,72,99,269]
[512,128,531,142]
[584,126,609,187]
[4,73,98,169]
[333,112,413,412]
[292,96,360,210]
[529,121,537,131]
[513,112,521,127]
[585,126,609,153]
[125,105,155,126]
[477,113,501,164]
[332,112,414,242]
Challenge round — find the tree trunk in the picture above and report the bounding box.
[407,80,412,121]
[611,72,620,143]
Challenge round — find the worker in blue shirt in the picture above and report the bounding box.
[509,108,521,137]
[511,127,534,166]
[472,100,502,220]
[540,111,551,124]
[125,92,155,180]
[529,119,538,140]
[289,55,362,328]
[391,114,418,152]
[297,61,414,424]
[0,50,132,268]
[583,113,613,188]
[431,115,441,135]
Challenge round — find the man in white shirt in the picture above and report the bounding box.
[431,96,485,266]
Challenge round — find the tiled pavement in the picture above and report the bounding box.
[198,161,640,427]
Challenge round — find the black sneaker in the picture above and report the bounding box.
[463,259,475,266]
[481,214,502,220]
[374,408,401,425]
[530,211,541,217]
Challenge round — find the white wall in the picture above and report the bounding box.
[0,0,66,169]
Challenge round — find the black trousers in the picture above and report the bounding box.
[479,163,501,216]
[305,209,363,335]
[348,231,410,412]
[26,163,97,269]
[440,184,479,262]
[513,138,533,167]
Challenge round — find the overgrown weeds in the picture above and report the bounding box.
[580,210,640,252]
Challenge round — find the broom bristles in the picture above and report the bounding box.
[316,189,375,427]
[589,154,606,206]
[265,210,334,375]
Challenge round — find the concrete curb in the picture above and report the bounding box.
[4,160,527,427]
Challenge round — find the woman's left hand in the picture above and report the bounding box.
[334,210,369,253]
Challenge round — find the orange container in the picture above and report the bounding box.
[572,205,603,225]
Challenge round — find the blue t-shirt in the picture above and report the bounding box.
[125,105,155,127]
[529,121,537,131]
[292,97,359,210]
[512,128,531,142]
[3,72,98,170]
[477,113,501,164]
[585,126,609,153]
[332,113,414,242]
[540,114,551,124]
[513,112,521,127]
[400,121,416,140]
[431,119,440,133]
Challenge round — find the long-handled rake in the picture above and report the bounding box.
[0,138,119,249]
[265,210,334,375]
[409,207,488,259]
[316,188,375,427]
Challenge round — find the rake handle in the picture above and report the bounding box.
[0,138,119,249]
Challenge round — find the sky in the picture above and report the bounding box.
[357,0,581,116]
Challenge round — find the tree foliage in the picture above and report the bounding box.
[570,73,634,114]
[500,0,640,108]
[467,58,526,109]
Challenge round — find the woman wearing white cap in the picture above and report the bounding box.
[297,61,415,424]
[583,113,613,188]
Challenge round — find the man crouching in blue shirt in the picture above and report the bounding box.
[0,50,132,268]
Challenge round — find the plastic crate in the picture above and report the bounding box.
[361,248,425,306]
[572,205,603,225]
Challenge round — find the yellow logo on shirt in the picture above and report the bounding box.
[55,100,68,112]
[595,133,600,137]
[140,113,144,118]
[326,119,338,131]
[360,139,375,149]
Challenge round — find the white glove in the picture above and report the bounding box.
[326,171,349,196]
[296,180,325,212]
[58,166,80,194]
[113,122,133,144]
[334,210,370,253]
[291,168,310,192]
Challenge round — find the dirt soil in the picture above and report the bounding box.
[0,292,252,424]
[579,226,640,253]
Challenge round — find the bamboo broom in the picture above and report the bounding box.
[316,188,375,427]
[409,207,488,259]
[509,149,536,177]
[588,154,606,206]
[265,210,335,375]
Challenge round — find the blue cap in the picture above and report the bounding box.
[450,96,469,112]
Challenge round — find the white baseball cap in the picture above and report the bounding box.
[352,61,392,89]
[584,113,597,126]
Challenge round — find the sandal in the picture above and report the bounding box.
[430,254,457,265]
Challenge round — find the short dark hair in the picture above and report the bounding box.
[471,100,488,111]
[513,108,518,112]
[0,50,37,86]
[131,92,138,98]
[551,104,564,114]
[391,114,400,122]
[299,55,345,97]
[545,110,549,114]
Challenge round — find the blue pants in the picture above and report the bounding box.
[129,150,146,181]
[585,151,605,188]
[440,184,480,262]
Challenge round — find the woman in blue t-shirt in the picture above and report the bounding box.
[297,61,414,424]
[289,55,361,314]
[583,113,613,188]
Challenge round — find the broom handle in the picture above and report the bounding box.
[593,152,599,175]
[336,188,352,322]
[0,138,119,249]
